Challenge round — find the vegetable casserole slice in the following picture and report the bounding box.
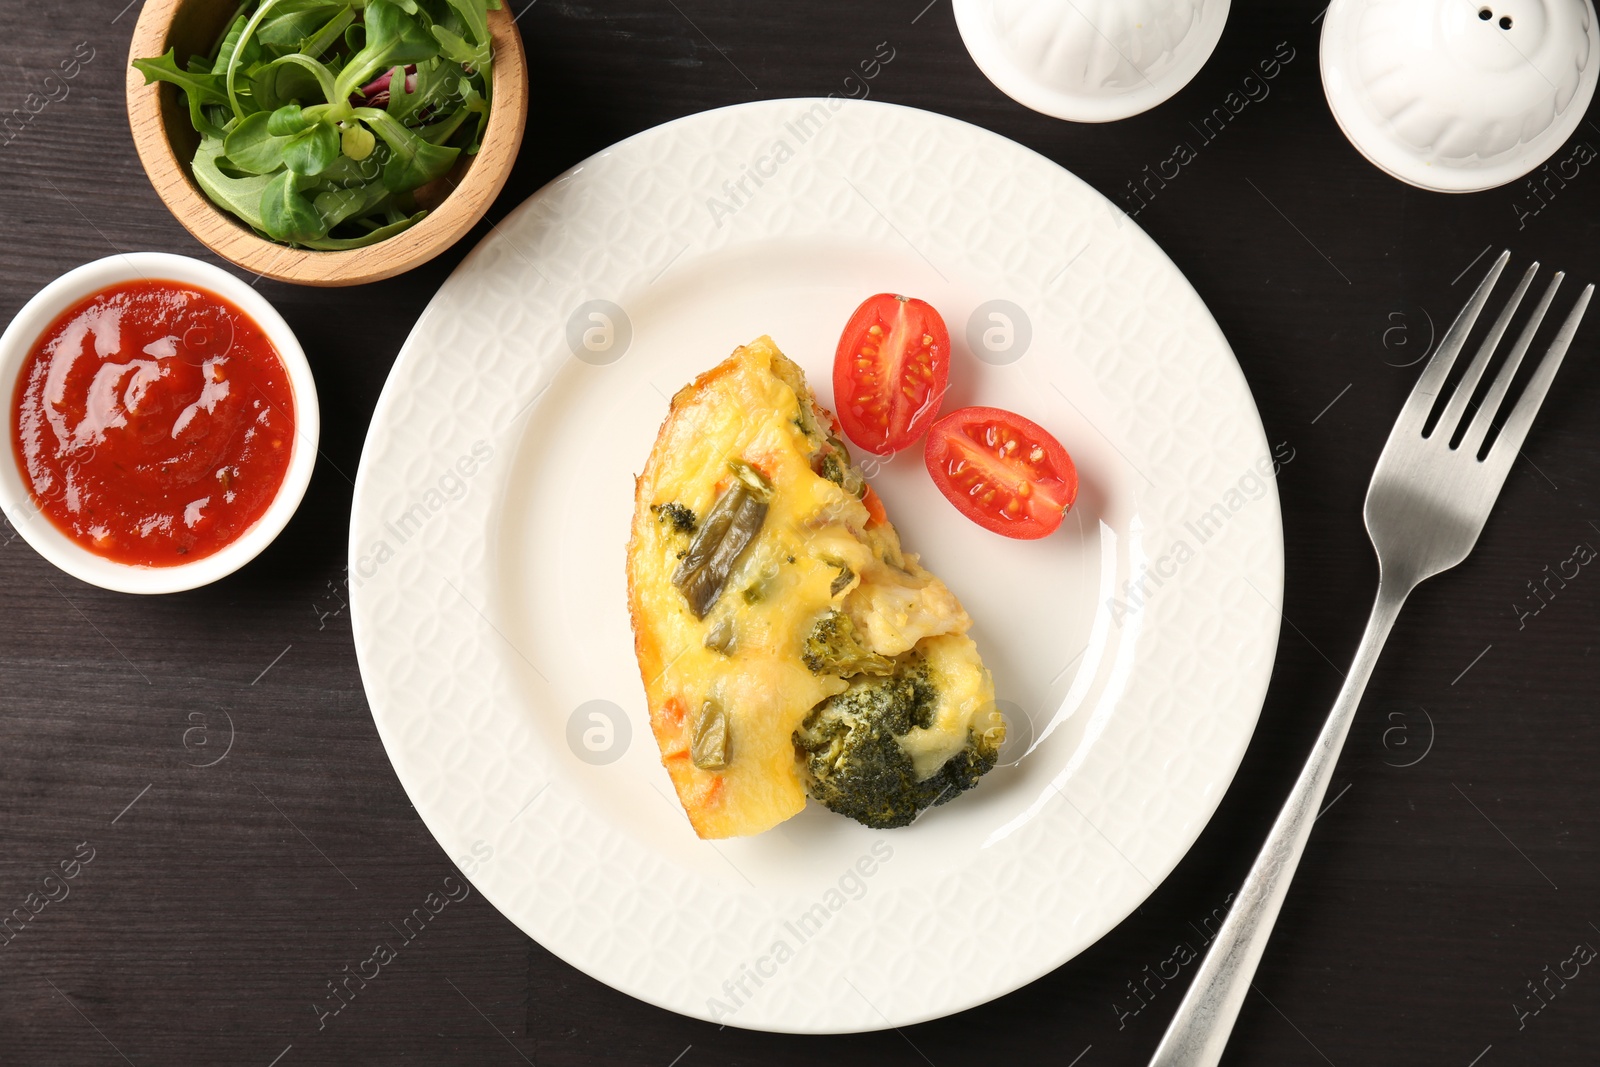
[627,336,1004,839]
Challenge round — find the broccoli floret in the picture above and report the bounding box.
[652,502,696,534]
[802,610,892,677]
[793,660,1000,829]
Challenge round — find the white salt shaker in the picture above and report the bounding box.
[953,0,1232,121]
[1320,0,1600,192]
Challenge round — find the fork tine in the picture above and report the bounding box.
[1396,250,1510,434]
[1482,283,1593,467]
[1460,271,1563,457]
[1435,261,1538,442]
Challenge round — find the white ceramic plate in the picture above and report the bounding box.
[349,98,1283,1033]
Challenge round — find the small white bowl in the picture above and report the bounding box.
[0,252,319,594]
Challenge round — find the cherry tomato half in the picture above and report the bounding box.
[832,293,950,456]
[924,406,1078,539]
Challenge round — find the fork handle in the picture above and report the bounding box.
[1148,580,1411,1067]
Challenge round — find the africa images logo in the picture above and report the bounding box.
[1107,443,1295,625]
[707,840,893,1022]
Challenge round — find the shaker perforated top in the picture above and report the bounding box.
[1320,0,1599,192]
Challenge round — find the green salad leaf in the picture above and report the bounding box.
[300,210,427,250]
[256,3,345,52]
[192,135,274,232]
[356,107,460,191]
[282,119,340,176]
[266,102,312,135]
[222,111,290,173]
[132,49,229,137]
[333,0,438,102]
[261,169,326,243]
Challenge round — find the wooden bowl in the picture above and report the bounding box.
[125,1,527,287]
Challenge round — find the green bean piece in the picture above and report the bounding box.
[690,698,729,770]
[703,617,735,654]
[671,481,769,619]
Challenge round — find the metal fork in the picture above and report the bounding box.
[1148,251,1592,1067]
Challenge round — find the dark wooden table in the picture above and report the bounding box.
[3,2,1597,1064]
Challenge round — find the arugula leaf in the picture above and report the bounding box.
[312,151,387,187]
[212,13,251,77]
[273,0,348,11]
[257,4,344,54]
[386,64,416,119]
[385,138,458,190]
[356,107,459,190]
[134,51,226,138]
[448,79,491,154]
[261,52,338,101]
[133,50,230,104]
[299,209,428,250]
[433,0,492,77]
[312,180,391,229]
[192,135,274,231]
[334,0,438,102]
[245,57,320,113]
[416,89,472,146]
[389,56,450,124]
[301,7,355,60]
[429,24,482,69]
[225,0,285,118]
[260,169,328,242]
[446,0,492,49]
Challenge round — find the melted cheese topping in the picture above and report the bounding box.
[627,337,996,838]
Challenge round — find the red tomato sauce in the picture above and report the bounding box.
[11,279,295,567]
